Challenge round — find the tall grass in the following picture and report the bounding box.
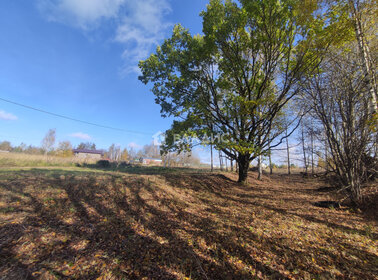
[0,152,95,167]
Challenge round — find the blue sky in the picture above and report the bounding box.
[0,0,307,166]
[0,0,207,151]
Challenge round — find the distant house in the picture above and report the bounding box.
[142,157,163,165]
[72,149,104,160]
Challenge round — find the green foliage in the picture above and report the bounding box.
[96,160,111,168]
[139,0,325,182]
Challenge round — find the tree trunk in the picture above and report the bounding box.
[348,0,378,168]
[210,144,213,172]
[349,0,377,115]
[286,128,291,175]
[269,149,273,175]
[301,122,308,173]
[257,109,263,180]
[311,127,314,175]
[237,155,250,184]
[257,155,262,180]
[349,172,362,205]
[324,135,328,172]
[219,150,223,171]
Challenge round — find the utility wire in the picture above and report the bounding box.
[0,97,152,136]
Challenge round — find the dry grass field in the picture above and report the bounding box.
[0,166,377,280]
[0,153,95,168]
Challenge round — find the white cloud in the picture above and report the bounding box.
[115,0,171,74]
[69,132,92,140]
[128,142,141,150]
[0,110,18,121]
[37,0,126,29]
[37,0,172,73]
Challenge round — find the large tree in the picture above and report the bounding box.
[139,0,322,183]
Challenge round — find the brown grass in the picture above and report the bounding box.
[0,152,96,168]
[0,167,377,279]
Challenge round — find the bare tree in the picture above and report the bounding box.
[323,132,329,172]
[141,143,161,159]
[162,151,201,167]
[348,0,377,115]
[257,154,263,179]
[285,128,291,175]
[300,120,308,173]
[219,150,223,171]
[115,146,121,161]
[302,46,375,204]
[108,144,115,161]
[41,129,56,160]
[210,144,214,172]
[268,147,273,175]
[310,120,315,174]
[108,144,122,161]
[77,142,96,150]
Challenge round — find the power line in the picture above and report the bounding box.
[0,97,152,136]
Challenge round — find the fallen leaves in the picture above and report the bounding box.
[0,169,377,279]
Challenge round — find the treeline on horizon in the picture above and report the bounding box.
[0,128,202,166]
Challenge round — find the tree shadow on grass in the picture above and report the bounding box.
[0,169,290,279]
[79,164,212,176]
[0,169,376,279]
[161,172,378,277]
[228,191,378,241]
[0,173,179,279]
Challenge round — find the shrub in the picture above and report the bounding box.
[118,161,131,168]
[96,160,110,168]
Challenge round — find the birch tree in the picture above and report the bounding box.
[41,129,56,159]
